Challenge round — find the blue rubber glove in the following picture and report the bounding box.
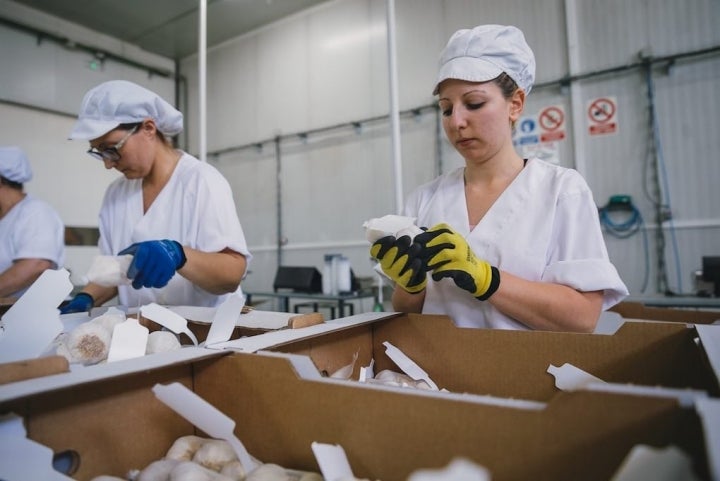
[59,292,94,314]
[118,240,187,289]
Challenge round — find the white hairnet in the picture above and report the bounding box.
[68,80,183,141]
[0,146,32,183]
[433,24,536,95]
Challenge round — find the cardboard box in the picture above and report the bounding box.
[0,348,712,481]
[610,301,720,325]
[256,313,720,401]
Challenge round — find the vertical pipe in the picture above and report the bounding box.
[198,0,207,162]
[275,136,283,267]
[563,0,587,178]
[386,0,404,213]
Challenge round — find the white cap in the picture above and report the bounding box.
[0,146,32,183]
[69,80,184,141]
[433,24,536,95]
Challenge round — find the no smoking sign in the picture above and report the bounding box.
[539,105,565,142]
[587,96,618,135]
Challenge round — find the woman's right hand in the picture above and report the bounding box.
[370,235,427,294]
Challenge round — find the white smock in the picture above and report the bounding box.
[404,158,628,330]
[98,152,251,307]
[0,195,65,298]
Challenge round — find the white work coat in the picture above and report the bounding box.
[404,158,628,330]
[98,152,251,307]
[0,195,65,298]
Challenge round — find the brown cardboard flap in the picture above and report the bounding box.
[0,355,70,385]
[610,301,720,324]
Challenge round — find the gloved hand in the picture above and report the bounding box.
[59,292,94,314]
[414,223,500,300]
[118,240,187,289]
[370,235,427,293]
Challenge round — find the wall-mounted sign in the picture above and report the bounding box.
[513,115,539,146]
[539,105,566,142]
[587,96,618,136]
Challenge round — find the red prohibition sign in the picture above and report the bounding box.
[539,106,564,131]
[588,98,616,124]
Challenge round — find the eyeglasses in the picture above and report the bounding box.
[86,125,138,162]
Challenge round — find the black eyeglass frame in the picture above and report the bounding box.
[86,124,140,162]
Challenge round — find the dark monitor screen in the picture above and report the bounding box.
[702,256,720,297]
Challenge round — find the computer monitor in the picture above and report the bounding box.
[702,256,720,297]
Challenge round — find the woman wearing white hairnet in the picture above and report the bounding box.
[0,146,65,299]
[60,80,251,313]
[370,25,627,332]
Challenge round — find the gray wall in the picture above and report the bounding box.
[1,0,719,299]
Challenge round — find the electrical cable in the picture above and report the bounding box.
[599,197,650,293]
[645,65,684,294]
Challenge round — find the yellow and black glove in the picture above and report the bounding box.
[370,235,427,293]
[414,223,500,300]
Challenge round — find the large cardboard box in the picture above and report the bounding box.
[0,348,712,481]
[255,313,720,401]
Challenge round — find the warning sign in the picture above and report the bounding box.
[539,105,566,142]
[513,116,539,146]
[587,96,618,136]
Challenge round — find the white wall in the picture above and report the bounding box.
[0,0,177,284]
[179,0,720,296]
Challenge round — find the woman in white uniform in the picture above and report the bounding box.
[0,146,65,299]
[371,25,627,332]
[61,80,251,313]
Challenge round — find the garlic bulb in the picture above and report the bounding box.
[169,461,234,481]
[146,331,182,354]
[219,460,246,480]
[136,458,181,481]
[374,369,432,390]
[64,321,112,364]
[245,463,293,481]
[86,254,133,287]
[363,215,423,243]
[166,435,208,461]
[192,439,238,472]
[56,310,126,364]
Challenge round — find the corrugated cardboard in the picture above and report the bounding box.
[0,350,710,481]
[269,313,720,401]
[0,356,69,385]
[610,301,720,324]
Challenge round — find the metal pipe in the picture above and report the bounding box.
[386,0,404,214]
[274,136,283,267]
[198,0,207,162]
[563,0,587,177]
[0,17,173,78]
